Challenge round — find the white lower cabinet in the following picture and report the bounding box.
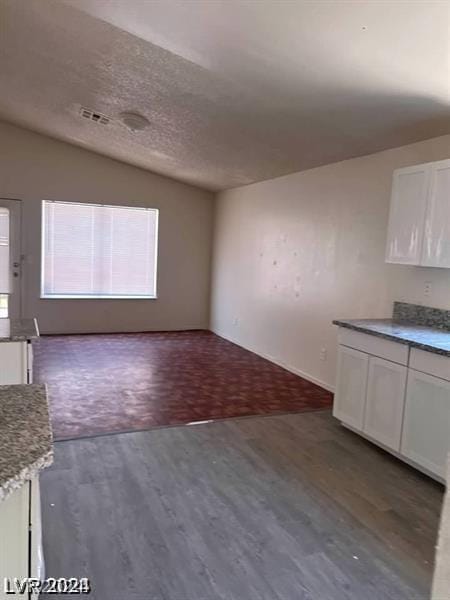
[364,357,407,451]
[401,370,450,479]
[0,477,44,599]
[0,483,29,599]
[334,328,450,481]
[30,477,45,582]
[0,341,33,384]
[0,342,27,384]
[333,346,369,430]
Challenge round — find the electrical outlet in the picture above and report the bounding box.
[320,348,327,361]
[424,282,432,297]
[233,317,239,327]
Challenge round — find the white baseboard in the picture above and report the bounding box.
[210,328,335,393]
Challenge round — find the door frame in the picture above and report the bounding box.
[0,198,23,319]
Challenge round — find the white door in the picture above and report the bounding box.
[333,345,369,430]
[0,199,22,319]
[363,357,407,451]
[421,158,450,268]
[401,370,450,478]
[385,163,431,265]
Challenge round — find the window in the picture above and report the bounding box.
[0,296,7,318]
[0,208,10,317]
[41,201,158,299]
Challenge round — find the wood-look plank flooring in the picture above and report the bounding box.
[40,411,444,600]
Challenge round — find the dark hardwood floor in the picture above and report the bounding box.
[40,410,443,600]
[34,331,332,440]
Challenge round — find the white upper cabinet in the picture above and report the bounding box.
[385,163,431,264]
[386,159,450,267]
[422,159,450,268]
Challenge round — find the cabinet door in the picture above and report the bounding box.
[0,341,27,384]
[421,158,450,268]
[401,370,450,478]
[364,357,407,451]
[0,483,30,599]
[385,163,431,265]
[333,345,369,430]
[30,477,45,582]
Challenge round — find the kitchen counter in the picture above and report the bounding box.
[0,384,53,502]
[333,318,450,357]
[0,318,40,342]
[333,303,450,482]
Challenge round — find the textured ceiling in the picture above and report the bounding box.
[0,0,449,191]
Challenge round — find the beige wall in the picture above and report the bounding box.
[211,135,450,391]
[2,119,449,386]
[0,121,214,333]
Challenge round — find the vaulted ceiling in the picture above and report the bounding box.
[1,0,449,190]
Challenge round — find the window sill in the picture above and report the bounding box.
[40,295,158,300]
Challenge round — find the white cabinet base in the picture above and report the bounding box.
[0,341,33,384]
[334,328,450,483]
[0,477,44,600]
[0,342,28,384]
[341,422,445,484]
[0,483,29,598]
[30,477,45,581]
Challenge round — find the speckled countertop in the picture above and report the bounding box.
[0,384,53,502]
[333,319,450,357]
[0,318,39,342]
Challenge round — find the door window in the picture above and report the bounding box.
[0,208,10,318]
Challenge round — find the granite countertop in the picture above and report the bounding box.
[0,384,53,502]
[333,318,450,357]
[0,318,40,342]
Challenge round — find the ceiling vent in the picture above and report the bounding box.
[79,107,111,125]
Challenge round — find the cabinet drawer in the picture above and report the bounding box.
[410,348,450,382]
[338,328,409,365]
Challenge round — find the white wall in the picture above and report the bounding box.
[211,135,450,391]
[0,121,214,333]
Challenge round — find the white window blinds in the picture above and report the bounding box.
[0,208,10,295]
[42,201,158,298]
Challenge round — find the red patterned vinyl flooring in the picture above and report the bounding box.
[34,330,333,440]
